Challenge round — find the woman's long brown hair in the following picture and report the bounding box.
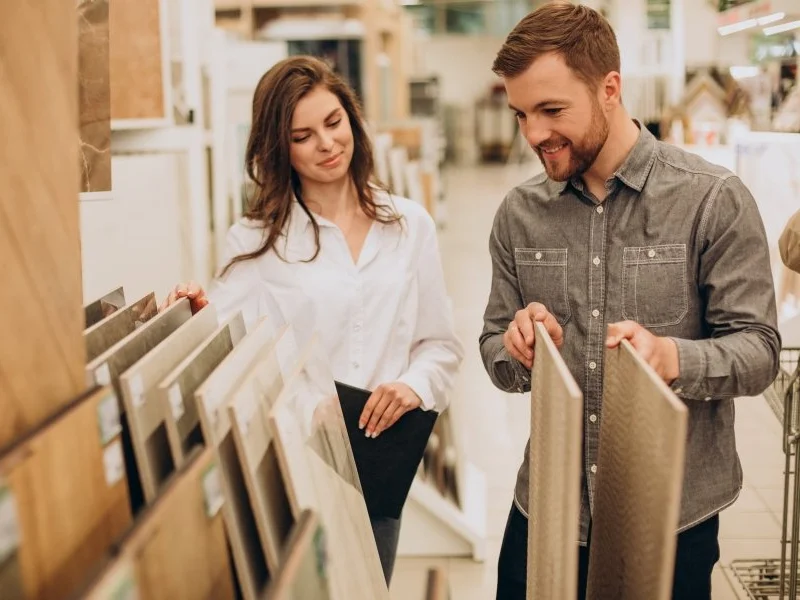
[219,55,400,278]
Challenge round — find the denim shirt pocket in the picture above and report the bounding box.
[622,244,688,328]
[514,248,572,326]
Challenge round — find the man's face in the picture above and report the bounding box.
[504,52,610,181]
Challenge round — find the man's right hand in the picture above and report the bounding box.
[159,281,209,314]
[503,302,564,369]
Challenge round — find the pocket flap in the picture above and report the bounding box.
[623,244,686,265]
[515,248,568,266]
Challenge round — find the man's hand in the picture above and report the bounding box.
[159,280,210,314]
[606,321,680,384]
[503,302,564,370]
[359,382,422,438]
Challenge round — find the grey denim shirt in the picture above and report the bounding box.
[480,124,781,544]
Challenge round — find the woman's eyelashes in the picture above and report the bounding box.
[291,119,342,144]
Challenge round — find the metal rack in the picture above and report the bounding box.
[729,347,800,599]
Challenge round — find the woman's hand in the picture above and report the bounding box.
[159,281,210,314]
[359,382,422,438]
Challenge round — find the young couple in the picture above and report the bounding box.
[164,5,780,598]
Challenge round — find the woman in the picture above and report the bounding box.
[780,209,800,273]
[163,56,463,583]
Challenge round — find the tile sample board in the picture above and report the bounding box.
[586,340,688,600]
[83,292,158,363]
[0,386,131,600]
[118,305,218,503]
[194,318,287,600]
[268,340,388,600]
[73,555,137,600]
[78,0,111,193]
[157,313,247,464]
[0,0,84,451]
[263,509,331,600]
[84,287,126,329]
[527,322,583,600]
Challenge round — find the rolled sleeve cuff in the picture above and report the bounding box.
[669,337,707,399]
[396,372,438,412]
[494,346,531,393]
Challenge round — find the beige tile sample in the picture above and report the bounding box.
[84,287,125,329]
[83,292,158,363]
[527,322,583,600]
[586,340,688,600]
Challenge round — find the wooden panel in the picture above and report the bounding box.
[83,293,157,363]
[227,332,297,571]
[263,510,331,600]
[157,313,247,464]
[527,322,583,600]
[109,0,166,120]
[0,387,131,600]
[78,0,111,193]
[117,447,234,600]
[118,306,218,503]
[586,340,688,600]
[84,287,126,329]
[76,556,138,600]
[0,0,84,452]
[194,318,285,600]
[268,340,388,600]
[425,568,449,600]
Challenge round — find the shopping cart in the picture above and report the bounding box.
[729,346,800,599]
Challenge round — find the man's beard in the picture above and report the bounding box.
[535,99,610,182]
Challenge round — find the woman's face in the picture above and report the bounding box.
[289,85,355,185]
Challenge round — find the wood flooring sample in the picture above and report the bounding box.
[586,340,688,600]
[0,386,131,600]
[0,0,85,451]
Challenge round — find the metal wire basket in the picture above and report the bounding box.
[730,347,800,599]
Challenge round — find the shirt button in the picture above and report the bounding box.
[704,396,711,402]
[647,249,656,258]
[675,387,683,394]
[589,361,597,370]
[596,206,604,214]
[535,252,542,260]
[592,256,600,266]
[592,309,600,318]
[590,464,597,474]
[589,414,597,423]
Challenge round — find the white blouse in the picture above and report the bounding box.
[207,193,463,412]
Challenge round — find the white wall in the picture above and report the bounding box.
[683,0,751,68]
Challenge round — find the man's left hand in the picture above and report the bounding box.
[606,321,680,384]
[359,382,421,438]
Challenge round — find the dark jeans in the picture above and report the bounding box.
[370,514,402,585]
[496,503,720,600]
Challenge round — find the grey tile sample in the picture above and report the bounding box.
[84,287,125,329]
[83,292,157,363]
[528,322,583,600]
[586,340,688,600]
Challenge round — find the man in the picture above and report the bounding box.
[780,209,800,273]
[479,4,781,599]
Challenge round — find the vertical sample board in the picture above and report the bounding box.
[527,322,583,600]
[0,387,131,600]
[586,340,688,600]
[77,0,111,193]
[263,510,331,600]
[83,292,157,363]
[84,287,126,329]
[0,0,85,451]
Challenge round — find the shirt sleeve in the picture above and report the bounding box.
[668,175,781,400]
[779,209,800,273]
[396,214,464,413]
[479,195,532,394]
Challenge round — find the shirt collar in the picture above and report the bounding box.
[554,120,657,195]
[288,189,394,237]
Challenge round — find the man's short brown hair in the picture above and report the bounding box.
[492,2,620,89]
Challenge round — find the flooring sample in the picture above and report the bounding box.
[586,340,688,600]
[75,555,138,600]
[194,318,288,600]
[84,287,125,329]
[0,386,131,600]
[109,0,166,120]
[0,0,85,452]
[335,381,437,519]
[527,322,583,600]
[263,509,331,600]
[83,292,158,363]
[269,340,389,600]
[78,0,111,193]
[227,330,300,572]
[85,298,193,514]
[118,305,219,503]
[157,313,247,464]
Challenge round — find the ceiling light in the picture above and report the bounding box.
[718,18,758,36]
[758,12,786,25]
[729,66,761,80]
[764,19,800,35]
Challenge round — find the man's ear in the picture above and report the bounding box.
[601,71,622,107]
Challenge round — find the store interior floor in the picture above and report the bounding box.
[389,160,788,600]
